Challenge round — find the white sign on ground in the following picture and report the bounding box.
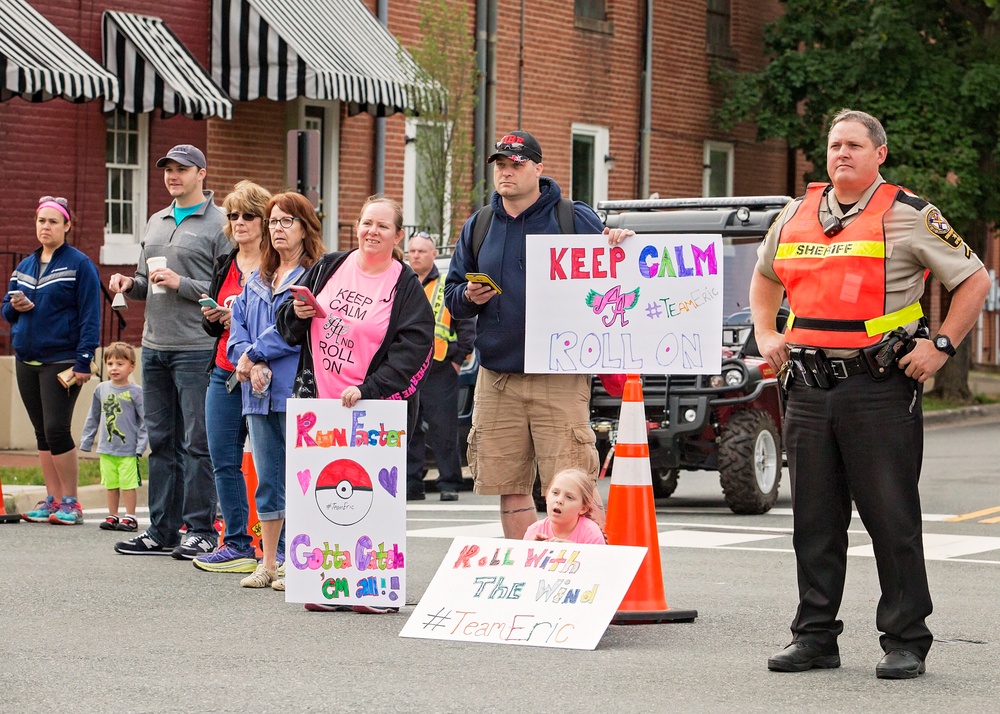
[524,233,724,374]
[400,537,646,650]
[284,398,407,609]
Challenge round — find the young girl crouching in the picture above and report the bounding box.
[524,468,606,544]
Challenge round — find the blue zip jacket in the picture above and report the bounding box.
[227,265,304,415]
[443,177,604,372]
[2,243,101,372]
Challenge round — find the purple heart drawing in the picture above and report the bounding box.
[378,466,398,497]
[297,469,311,495]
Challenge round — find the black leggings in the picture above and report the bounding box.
[15,360,81,455]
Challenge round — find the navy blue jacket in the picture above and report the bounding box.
[444,177,604,372]
[3,243,101,372]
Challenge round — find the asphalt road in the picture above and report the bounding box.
[2,418,998,712]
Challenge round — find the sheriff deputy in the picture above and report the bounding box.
[750,108,991,680]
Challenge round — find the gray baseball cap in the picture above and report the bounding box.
[155,144,206,169]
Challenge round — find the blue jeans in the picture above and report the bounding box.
[206,366,251,551]
[142,348,216,545]
[246,411,286,554]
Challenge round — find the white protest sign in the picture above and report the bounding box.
[284,398,407,608]
[400,537,646,650]
[524,233,724,374]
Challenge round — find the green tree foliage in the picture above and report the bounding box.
[717,0,1000,254]
[404,0,482,243]
[717,0,1000,401]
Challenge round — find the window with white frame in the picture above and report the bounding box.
[571,123,610,208]
[703,141,734,197]
[102,110,148,265]
[403,118,451,244]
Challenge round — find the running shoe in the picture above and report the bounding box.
[171,534,216,560]
[192,543,258,573]
[117,515,138,532]
[49,497,83,525]
[115,530,171,555]
[22,496,57,523]
[100,515,120,531]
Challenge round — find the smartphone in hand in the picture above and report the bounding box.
[465,272,502,295]
[289,285,327,318]
[198,296,221,309]
[8,290,25,299]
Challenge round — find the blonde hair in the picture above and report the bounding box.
[103,341,136,365]
[356,194,405,262]
[222,180,272,241]
[547,467,605,530]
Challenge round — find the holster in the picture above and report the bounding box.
[860,342,893,381]
[788,347,835,389]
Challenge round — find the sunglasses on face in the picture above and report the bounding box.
[227,212,259,222]
[39,195,69,207]
[268,217,301,229]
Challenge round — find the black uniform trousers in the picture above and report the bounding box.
[406,359,464,495]
[784,366,933,659]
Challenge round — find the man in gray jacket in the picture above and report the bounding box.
[108,144,230,558]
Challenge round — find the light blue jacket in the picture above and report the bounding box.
[227,266,304,415]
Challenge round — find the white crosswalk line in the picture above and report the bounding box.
[658,529,785,548]
[847,533,1000,561]
[408,522,504,539]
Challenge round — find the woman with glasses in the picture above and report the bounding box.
[192,181,270,574]
[275,195,433,612]
[2,196,101,525]
[228,192,324,591]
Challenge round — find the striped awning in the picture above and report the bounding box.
[103,11,233,120]
[211,0,425,117]
[0,0,118,103]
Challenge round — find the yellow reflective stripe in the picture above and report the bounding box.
[775,241,886,260]
[864,301,923,337]
[786,311,795,329]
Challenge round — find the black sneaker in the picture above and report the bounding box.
[99,515,120,531]
[115,530,171,555]
[171,534,216,560]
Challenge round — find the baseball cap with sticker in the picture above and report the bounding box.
[488,131,542,165]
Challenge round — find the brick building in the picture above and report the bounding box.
[3,0,995,362]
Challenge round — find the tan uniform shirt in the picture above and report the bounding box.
[756,176,983,351]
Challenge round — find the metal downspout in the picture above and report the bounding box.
[374,0,388,194]
[475,0,488,206]
[640,0,653,198]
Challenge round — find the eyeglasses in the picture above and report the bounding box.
[227,212,259,222]
[268,217,301,229]
[39,196,69,207]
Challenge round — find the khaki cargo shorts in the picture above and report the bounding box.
[467,368,599,496]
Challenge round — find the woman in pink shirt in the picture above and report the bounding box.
[275,195,433,612]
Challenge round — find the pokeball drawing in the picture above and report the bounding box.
[315,459,373,526]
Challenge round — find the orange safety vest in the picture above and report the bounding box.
[774,182,921,349]
[425,277,456,361]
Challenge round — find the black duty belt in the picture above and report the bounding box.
[826,354,869,380]
[788,346,875,389]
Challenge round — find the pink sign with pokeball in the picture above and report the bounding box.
[284,398,408,609]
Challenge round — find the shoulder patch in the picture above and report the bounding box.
[895,190,928,212]
[924,208,952,236]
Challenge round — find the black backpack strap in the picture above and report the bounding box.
[472,198,576,264]
[556,198,576,234]
[471,204,494,265]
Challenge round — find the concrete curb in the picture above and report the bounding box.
[4,483,147,516]
[923,401,1000,426]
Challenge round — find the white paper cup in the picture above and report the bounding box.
[147,256,167,294]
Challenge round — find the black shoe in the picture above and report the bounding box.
[439,491,459,502]
[406,491,426,502]
[876,649,925,679]
[171,534,217,560]
[114,530,172,555]
[767,642,841,672]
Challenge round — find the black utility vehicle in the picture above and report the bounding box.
[591,196,792,514]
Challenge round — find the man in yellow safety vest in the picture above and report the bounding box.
[405,232,476,501]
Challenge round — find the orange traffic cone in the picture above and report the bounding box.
[605,374,696,624]
[0,480,21,524]
[239,442,263,558]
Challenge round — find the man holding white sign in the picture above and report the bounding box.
[444,131,632,539]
